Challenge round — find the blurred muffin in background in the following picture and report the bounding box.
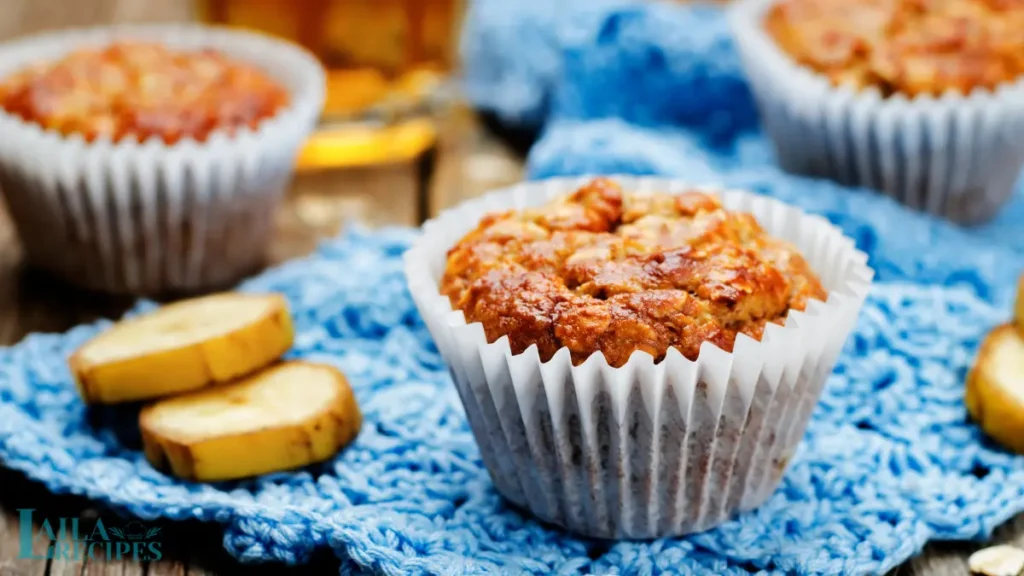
[0,26,325,295]
[765,0,1024,96]
[0,42,290,144]
[731,0,1024,224]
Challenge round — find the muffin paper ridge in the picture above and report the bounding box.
[403,175,873,538]
[0,25,325,294]
[728,0,1024,225]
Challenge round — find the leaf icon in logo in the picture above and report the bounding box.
[145,527,162,539]
[122,521,147,540]
[108,527,125,540]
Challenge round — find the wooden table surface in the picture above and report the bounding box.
[0,112,1020,576]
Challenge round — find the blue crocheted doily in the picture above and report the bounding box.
[2,2,1024,575]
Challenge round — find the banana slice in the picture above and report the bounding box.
[140,361,361,481]
[70,293,293,404]
[969,544,1024,576]
[966,324,1024,454]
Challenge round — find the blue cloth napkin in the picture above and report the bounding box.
[2,3,1024,576]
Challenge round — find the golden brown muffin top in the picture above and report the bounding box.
[764,0,1024,96]
[0,41,289,144]
[440,178,827,368]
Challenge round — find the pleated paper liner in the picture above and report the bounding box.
[0,25,325,295]
[729,0,1024,225]
[404,176,873,539]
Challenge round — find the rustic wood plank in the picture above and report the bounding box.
[428,107,524,218]
[80,554,147,576]
[0,505,51,576]
[0,471,69,575]
[47,545,87,576]
[142,520,183,576]
[0,0,190,42]
[900,513,1024,575]
[107,0,191,24]
[81,559,147,576]
[0,207,21,347]
[898,542,974,576]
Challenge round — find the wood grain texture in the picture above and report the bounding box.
[0,504,49,576]
[0,0,190,41]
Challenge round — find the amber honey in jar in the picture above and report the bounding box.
[194,0,465,170]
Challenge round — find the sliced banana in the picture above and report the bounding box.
[966,324,1024,454]
[969,544,1024,576]
[140,361,362,481]
[70,293,293,404]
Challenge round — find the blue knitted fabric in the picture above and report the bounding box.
[2,3,1024,576]
[459,0,643,126]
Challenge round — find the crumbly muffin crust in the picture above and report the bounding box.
[764,0,1024,96]
[440,178,827,368]
[0,41,289,144]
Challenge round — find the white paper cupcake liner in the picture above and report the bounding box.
[728,0,1024,225]
[0,25,325,294]
[404,176,873,539]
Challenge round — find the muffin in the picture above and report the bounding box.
[764,0,1024,97]
[730,0,1024,224]
[405,176,872,539]
[440,177,827,368]
[0,26,325,294]
[0,42,290,144]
